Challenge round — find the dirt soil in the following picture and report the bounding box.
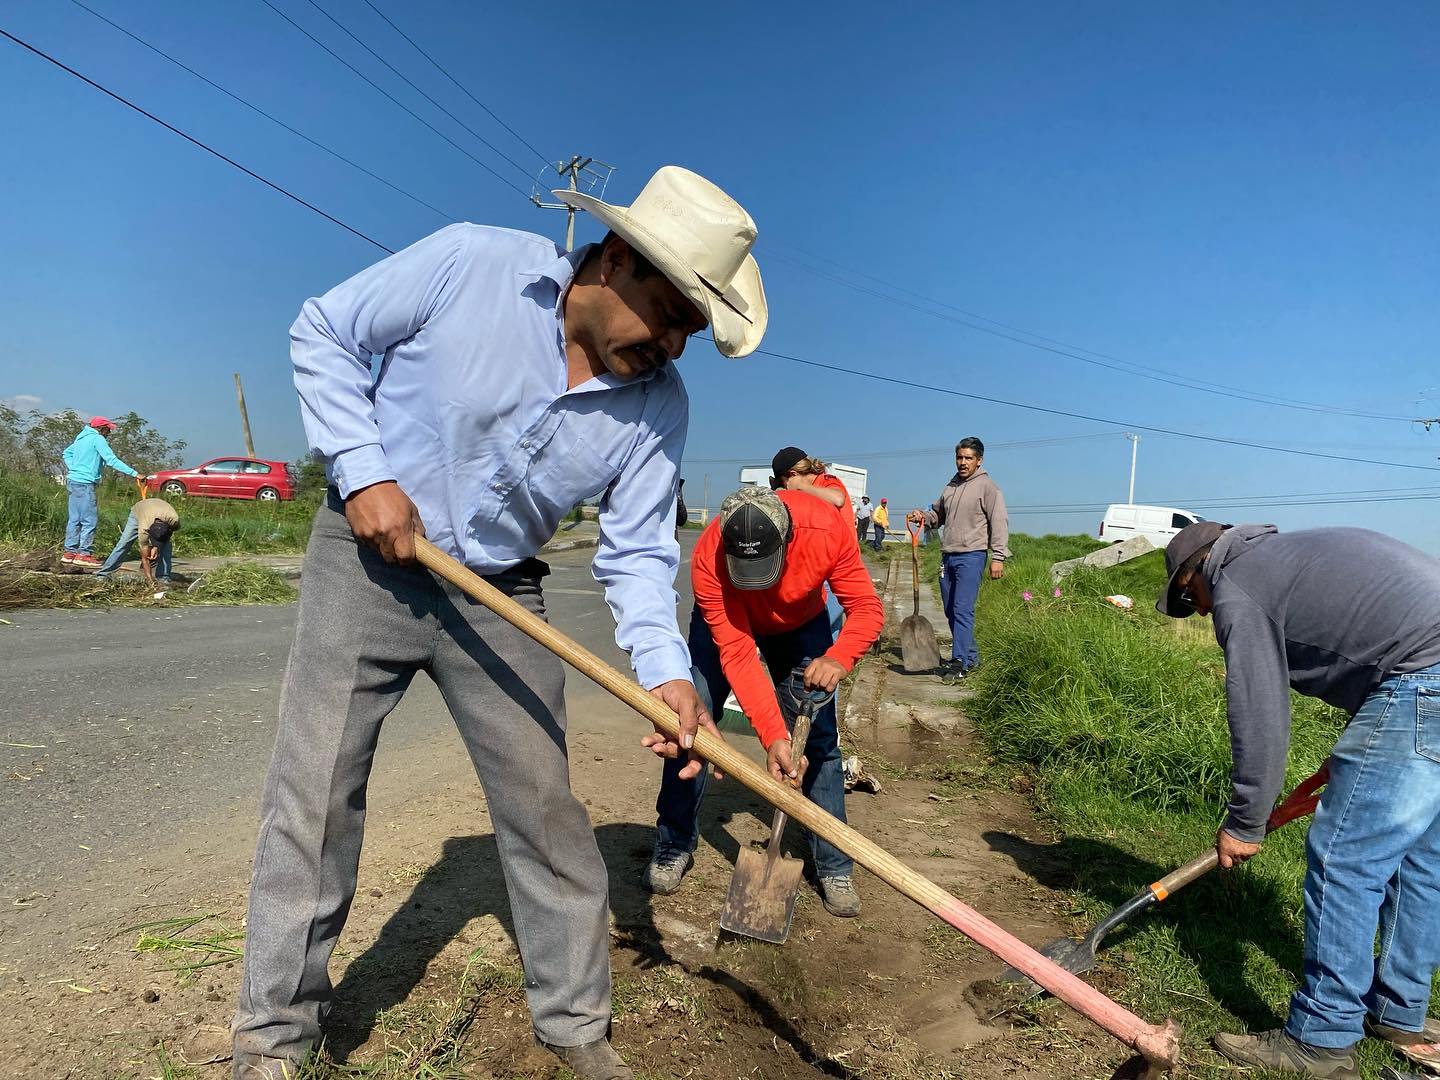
[0,570,1150,1079]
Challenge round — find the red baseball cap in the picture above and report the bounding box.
[89,416,115,430]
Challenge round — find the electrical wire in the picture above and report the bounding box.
[736,342,1440,474]
[358,0,551,169]
[254,0,533,200]
[297,0,536,180]
[66,0,459,224]
[1008,491,1440,515]
[766,244,1414,423]
[0,27,396,254]
[685,431,1131,465]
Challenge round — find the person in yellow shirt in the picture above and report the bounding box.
[870,497,890,551]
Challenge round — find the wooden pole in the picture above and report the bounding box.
[234,373,257,459]
[412,535,1181,1073]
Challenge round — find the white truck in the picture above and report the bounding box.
[1099,504,1205,549]
[738,462,867,506]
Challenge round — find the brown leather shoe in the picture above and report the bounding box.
[539,1036,633,1079]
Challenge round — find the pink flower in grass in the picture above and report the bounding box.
[1022,590,1034,602]
[1053,588,1062,598]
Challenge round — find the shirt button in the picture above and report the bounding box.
[520,440,530,449]
[492,483,503,493]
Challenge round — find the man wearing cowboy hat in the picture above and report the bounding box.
[1158,522,1440,1079]
[59,415,140,568]
[232,167,766,1080]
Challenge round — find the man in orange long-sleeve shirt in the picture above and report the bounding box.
[641,486,884,916]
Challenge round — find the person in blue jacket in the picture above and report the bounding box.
[60,416,138,568]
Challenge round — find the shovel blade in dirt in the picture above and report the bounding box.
[1001,765,1329,995]
[720,692,826,944]
[901,523,942,672]
[719,828,807,944]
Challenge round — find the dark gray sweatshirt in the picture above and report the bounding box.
[1205,524,1440,841]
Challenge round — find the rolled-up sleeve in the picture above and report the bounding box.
[291,225,469,498]
[592,377,691,689]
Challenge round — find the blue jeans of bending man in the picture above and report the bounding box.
[871,523,885,551]
[65,481,99,555]
[95,512,173,581]
[1284,661,1440,1048]
[654,605,852,879]
[939,550,986,670]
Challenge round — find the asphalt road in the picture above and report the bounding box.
[0,535,699,910]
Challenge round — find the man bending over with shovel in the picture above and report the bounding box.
[232,167,766,1080]
[643,486,883,916]
[1158,521,1440,1080]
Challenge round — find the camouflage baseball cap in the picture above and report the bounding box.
[719,487,791,591]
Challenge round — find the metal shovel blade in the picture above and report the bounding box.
[901,524,942,672]
[901,614,942,672]
[1001,932,1101,996]
[720,805,806,944]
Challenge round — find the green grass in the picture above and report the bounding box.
[0,559,295,609]
[0,470,316,555]
[960,533,1432,1077]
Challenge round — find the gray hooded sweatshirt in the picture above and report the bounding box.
[1205,524,1440,841]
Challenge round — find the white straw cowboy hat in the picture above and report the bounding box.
[555,165,767,358]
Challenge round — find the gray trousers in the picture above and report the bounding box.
[232,494,611,1066]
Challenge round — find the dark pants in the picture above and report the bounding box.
[856,517,869,545]
[653,605,852,878]
[871,524,885,551]
[940,550,986,669]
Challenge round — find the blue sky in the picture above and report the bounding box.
[2,1,1437,547]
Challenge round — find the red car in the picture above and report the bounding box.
[147,457,296,502]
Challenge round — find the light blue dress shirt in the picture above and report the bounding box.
[290,223,691,688]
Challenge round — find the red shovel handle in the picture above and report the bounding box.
[1267,763,1329,831]
[907,519,920,546]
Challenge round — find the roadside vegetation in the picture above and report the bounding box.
[962,533,1430,1078]
[0,471,318,556]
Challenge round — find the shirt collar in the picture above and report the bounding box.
[517,243,594,293]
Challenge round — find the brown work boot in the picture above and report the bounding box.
[1212,1028,1358,1078]
[1366,1015,1440,1070]
[539,1036,633,1079]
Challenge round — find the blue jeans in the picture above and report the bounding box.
[1285,663,1440,1048]
[871,524,885,551]
[65,481,99,554]
[95,512,173,581]
[939,550,986,669]
[654,605,852,879]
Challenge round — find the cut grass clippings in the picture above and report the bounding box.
[129,913,244,977]
[0,555,294,609]
[959,533,1433,1078]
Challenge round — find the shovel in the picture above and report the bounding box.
[719,672,835,944]
[412,535,1182,1074]
[900,522,942,673]
[1003,764,1329,992]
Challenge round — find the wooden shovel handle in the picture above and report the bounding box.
[1149,764,1327,902]
[412,535,1181,1072]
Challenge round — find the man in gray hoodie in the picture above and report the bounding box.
[1158,522,1440,1079]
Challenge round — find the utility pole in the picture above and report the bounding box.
[530,157,615,250]
[234,373,257,458]
[1124,432,1140,505]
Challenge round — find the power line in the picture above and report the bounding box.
[296,0,536,181]
[254,0,532,201]
[0,27,395,254]
[1008,491,1440,515]
[67,0,459,224]
[685,431,1132,465]
[736,342,1440,474]
[1010,483,1440,512]
[357,0,550,169]
[765,244,1413,424]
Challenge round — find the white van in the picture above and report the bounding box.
[1099,504,1205,549]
